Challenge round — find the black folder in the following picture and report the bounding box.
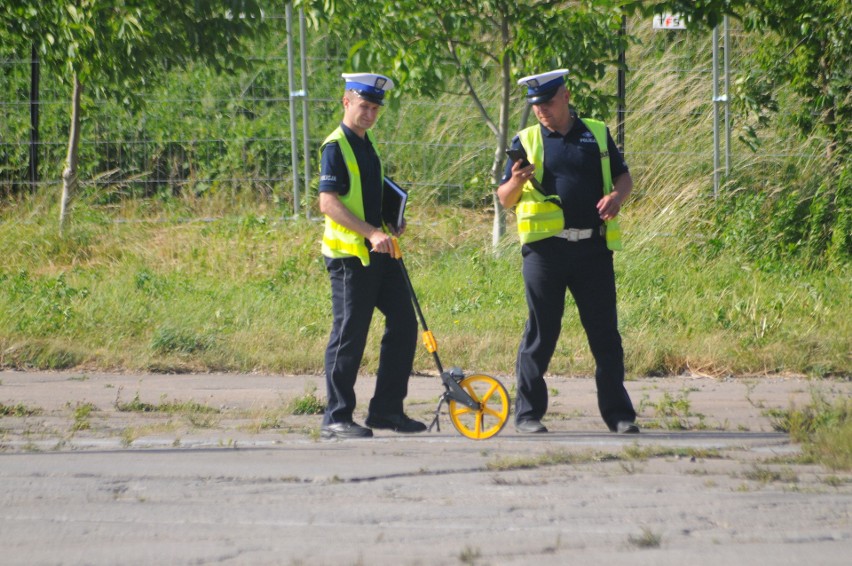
[382,177,408,231]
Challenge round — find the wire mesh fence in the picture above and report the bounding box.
[0,12,820,210]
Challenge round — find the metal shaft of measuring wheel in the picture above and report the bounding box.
[397,256,444,375]
[396,252,479,411]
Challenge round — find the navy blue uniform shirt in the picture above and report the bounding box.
[502,114,628,229]
[318,123,383,228]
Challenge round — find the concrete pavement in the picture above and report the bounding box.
[1,370,850,565]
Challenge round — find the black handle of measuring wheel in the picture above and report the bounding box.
[390,237,426,326]
[390,237,445,375]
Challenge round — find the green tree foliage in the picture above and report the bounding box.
[628,0,851,266]
[1,1,267,231]
[296,0,629,245]
[629,0,850,160]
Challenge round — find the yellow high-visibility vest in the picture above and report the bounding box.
[319,127,384,266]
[515,120,623,250]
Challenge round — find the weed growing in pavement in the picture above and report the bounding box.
[286,386,325,415]
[821,476,850,488]
[71,402,97,431]
[744,380,764,408]
[487,449,602,471]
[627,527,663,549]
[0,403,42,417]
[490,475,549,486]
[119,422,181,447]
[120,427,137,447]
[114,387,219,416]
[238,404,291,432]
[620,461,641,474]
[302,427,320,441]
[741,465,799,485]
[112,387,219,429]
[621,444,723,462]
[236,387,325,433]
[765,391,852,471]
[114,388,157,412]
[637,389,707,430]
[684,468,711,476]
[458,546,482,565]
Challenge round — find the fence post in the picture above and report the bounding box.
[286,2,301,216]
[299,7,311,218]
[712,17,732,198]
[724,16,731,177]
[29,43,40,189]
[617,15,627,152]
[712,25,720,198]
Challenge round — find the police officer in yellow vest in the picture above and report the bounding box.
[497,69,639,435]
[318,73,426,439]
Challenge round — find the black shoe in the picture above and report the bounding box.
[515,419,548,434]
[616,420,640,434]
[365,413,427,433]
[321,421,373,439]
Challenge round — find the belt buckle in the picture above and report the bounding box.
[565,228,580,242]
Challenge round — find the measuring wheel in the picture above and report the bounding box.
[448,374,510,440]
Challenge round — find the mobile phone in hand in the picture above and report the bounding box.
[505,147,529,167]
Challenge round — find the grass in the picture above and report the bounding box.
[458,546,482,565]
[286,387,326,415]
[71,402,97,432]
[0,195,848,379]
[620,445,723,462]
[628,527,663,549]
[766,393,852,471]
[112,387,219,429]
[0,403,42,417]
[486,445,721,473]
[487,449,604,471]
[637,388,709,430]
[742,465,799,485]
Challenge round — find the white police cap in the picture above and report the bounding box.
[517,69,569,104]
[341,73,394,106]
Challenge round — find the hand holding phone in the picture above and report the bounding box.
[505,146,544,191]
[505,147,529,167]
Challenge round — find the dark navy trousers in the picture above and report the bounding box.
[514,236,636,431]
[323,252,417,426]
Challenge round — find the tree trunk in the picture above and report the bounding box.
[59,75,82,236]
[490,13,512,250]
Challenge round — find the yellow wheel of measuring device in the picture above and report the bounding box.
[448,374,510,440]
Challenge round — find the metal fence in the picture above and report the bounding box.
[0,12,819,209]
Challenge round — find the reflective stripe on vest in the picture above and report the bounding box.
[318,127,383,266]
[516,127,564,244]
[583,119,623,251]
[515,120,624,251]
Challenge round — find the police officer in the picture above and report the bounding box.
[497,69,639,434]
[318,73,426,439]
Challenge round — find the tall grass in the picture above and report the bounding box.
[0,191,848,378]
